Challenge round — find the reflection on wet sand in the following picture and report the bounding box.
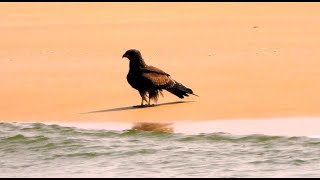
[131,122,174,133]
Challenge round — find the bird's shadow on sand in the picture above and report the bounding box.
[82,101,195,114]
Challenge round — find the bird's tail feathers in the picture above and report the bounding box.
[166,81,198,99]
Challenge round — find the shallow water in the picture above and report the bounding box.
[1,122,320,178]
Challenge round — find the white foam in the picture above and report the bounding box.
[308,135,320,139]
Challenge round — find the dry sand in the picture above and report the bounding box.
[1,2,320,123]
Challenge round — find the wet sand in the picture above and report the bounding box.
[1,2,320,123]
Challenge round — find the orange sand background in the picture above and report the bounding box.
[1,2,320,123]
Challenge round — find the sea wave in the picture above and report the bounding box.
[1,122,320,178]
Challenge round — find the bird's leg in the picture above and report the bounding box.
[148,96,151,106]
[141,98,144,106]
[139,91,148,107]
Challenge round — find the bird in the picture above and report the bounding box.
[122,49,198,106]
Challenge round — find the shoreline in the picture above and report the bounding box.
[3,116,320,137]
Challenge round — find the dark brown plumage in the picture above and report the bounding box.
[122,49,198,106]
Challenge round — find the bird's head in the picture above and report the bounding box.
[122,49,142,61]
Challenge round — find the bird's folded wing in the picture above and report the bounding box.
[142,72,174,87]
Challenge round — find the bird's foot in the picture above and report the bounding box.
[133,104,156,108]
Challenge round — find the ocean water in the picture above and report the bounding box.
[1,121,320,178]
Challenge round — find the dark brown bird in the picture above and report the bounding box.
[122,49,198,106]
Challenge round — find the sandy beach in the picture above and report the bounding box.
[1,2,320,123]
[2,4,320,177]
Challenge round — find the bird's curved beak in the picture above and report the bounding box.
[122,54,127,59]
